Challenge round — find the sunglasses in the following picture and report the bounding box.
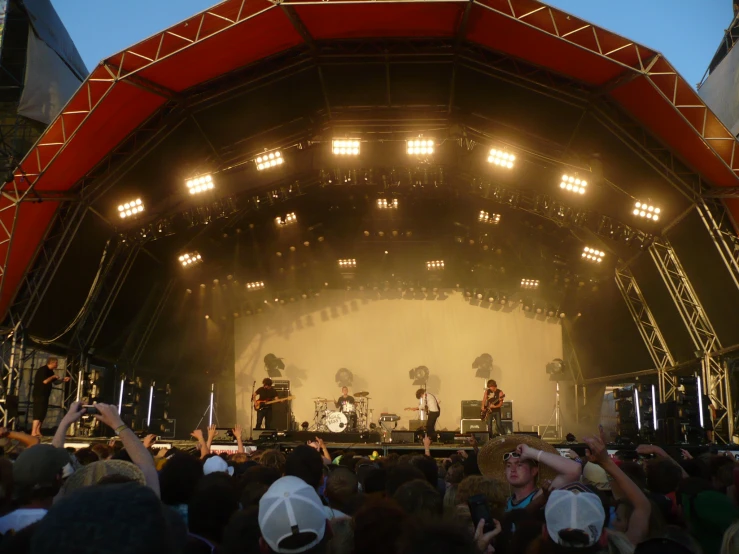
[503,452,520,461]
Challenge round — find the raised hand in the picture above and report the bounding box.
[191,429,205,442]
[207,423,217,441]
[474,518,502,553]
[142,434,157,449]
[232,424,242,440]
[61,401,86,425]
[92,403,125,431]
[422,434,432,449]
[583,435,610,465]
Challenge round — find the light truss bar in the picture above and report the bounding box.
[696,200,739,292]
[614,265,676,401]
[648,240,731,441]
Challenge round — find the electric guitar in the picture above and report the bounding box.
[254,395,295,411]
[480,396,504,420]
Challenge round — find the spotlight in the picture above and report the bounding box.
[332,139,360,156]
[275,212,297,227]
[520,279,539,289]
[633,201,661,222]
[581,246,605,263]
[246,281,265,290]
[185,174,214,195]
[546,358,566,380]
[559,174,587,195]
[426,260,445,270]
[338,259,357,268]
[406,139,435,156]
[205,315,210,319]
[478,210,501,224]
[255,151,284,171]
[118,198,144,218]
[178,252,203,267]
[377,198,398,209]
[487,148,515,169]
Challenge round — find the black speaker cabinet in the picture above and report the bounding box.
[500,420,514,435]
[391,430,416,443]
[461,419,487,433]
[461,400,481,420]
[501,401,513,420]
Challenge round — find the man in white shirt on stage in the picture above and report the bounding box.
[415,388,441,441]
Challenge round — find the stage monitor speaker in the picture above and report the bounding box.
[438,431,456,444]
[461,400,480,420]
[391,431,416,443]
[461,419,487,433]
[408,419,425,431]
[501,401,513,421]
[500,420,514,435]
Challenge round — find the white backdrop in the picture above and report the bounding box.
[233,290,563,432]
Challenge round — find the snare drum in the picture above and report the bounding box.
[341,402,356,414]
[325,411,348,433]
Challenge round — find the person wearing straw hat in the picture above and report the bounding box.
[477,434,582,513]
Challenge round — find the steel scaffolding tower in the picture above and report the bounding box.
[649,240,731,442]
[615,265,677,402]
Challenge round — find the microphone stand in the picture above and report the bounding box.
[249,380,256,441]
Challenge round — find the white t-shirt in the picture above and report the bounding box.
[420,393,440,413]
[0,508,47,535]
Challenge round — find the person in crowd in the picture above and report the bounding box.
[285,445,347,520]
[0,444,70,535]
[159,453,204,525]
[258,476,331,554]
[393,479,443,517]
[260,449,287,474]
[353,498,407,554]
[478,436,582,513]
[188,472,239,553]
[722,521,739,554]
[325,467,360,516]
[31,357,70,438]
[220,506,261,554]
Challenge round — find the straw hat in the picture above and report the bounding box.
[61,460,146,497]
[477,434,559,483]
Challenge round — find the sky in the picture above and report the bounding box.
[52,0,732,89]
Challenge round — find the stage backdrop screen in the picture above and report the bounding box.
[234,290,562,432]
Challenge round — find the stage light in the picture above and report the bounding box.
[118,198,144,218]
[581,246,605,263]
[426,260,445,270]
[275,212,297,227]
[246,281,265,290]
[338,259,357,268]
[697,374,704,428]
[186,174,214,194]
[255,151,284,171]
[377,198,398,209]
[487,148,515,169]
[634,388,642,430]
[147,385,154,428]
[204,315,209,319]
[178,252,203,267]
[478,210,501,224]
[332,139,360,156]
[406,139,434,156]
[559,174,587,194]
[652,385,658,430]
[520,278,539,289]
[633,201,661,222]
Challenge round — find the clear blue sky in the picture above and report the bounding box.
[53,0,731,88]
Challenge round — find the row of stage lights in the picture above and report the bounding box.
[115,139,662,229]
[465,289,568,318]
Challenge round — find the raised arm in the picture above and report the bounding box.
[2,428,40,448]
[588,435,650,545]
[94,403,160,498]
[206,423,217,451]
[52,401,85,448]
[233,424,244,454]
[190,429,209,458]
[517,444,582,489]
[43,374,58,385]
[636,444,688,479]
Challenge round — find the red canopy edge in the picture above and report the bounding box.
[3,0,738,321]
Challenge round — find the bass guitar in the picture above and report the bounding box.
[254,395,295,411]
[480,397,503,420]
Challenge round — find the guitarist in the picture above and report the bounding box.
[481,379,505,438]
[253,378,278,429]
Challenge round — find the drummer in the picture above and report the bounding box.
[336,387,357,430]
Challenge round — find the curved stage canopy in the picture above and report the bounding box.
[3,0,739,324]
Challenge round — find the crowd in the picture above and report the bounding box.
[0,401,736,554]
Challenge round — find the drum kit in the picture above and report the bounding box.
[311,391,373,432]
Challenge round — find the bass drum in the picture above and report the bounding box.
[325,411,348,433]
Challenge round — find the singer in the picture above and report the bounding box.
[32,357,70,437]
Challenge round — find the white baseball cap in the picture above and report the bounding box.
[203,456,234,476]
[545,489,605,547]
[259,476,328,554]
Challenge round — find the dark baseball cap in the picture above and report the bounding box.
[13,445,70,489]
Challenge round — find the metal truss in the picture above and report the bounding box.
[0,323,23,427]
[614,265,676,401]
[561,319,584,422]
[117,279,175,375]
[696,200,739,292]
[648,240,732,441]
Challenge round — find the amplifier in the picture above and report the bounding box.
[391,430,416,443]
[408,419,425,431]
[500,420,514,435]
[501,401,513,421]
[461,419,487,433]
[461,400,480,420]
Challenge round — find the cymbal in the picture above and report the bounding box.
[312,397,328,401]
[354,391,369,397]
